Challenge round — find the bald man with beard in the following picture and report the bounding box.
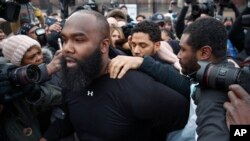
[41,10,189,141]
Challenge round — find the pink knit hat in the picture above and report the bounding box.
[2,35,41,66]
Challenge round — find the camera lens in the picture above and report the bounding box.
[196,62,241,91]
[206,66,240,90]
[26,65,40,83]
[8,64,41,85]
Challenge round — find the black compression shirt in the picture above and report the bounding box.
[45,70,189,141]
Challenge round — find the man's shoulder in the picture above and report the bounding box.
[122,70,155,81]
[120,70,175,92]
[95,70,154,84]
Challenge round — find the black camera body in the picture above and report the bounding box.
[0,63,41,86]
[36,19,65,47]
[196,61,250,93]
[191,1,216,20]
[0,0,30,22]
[35,28,47,47]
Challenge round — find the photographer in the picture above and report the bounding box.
[174,0,216,39]
[45,18,65,55]
[20,23,39,40]
[19,22,61,58]
[0,35,62,141]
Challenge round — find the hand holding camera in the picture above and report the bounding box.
[224,84,250,127]
[0,64,41,102]
[48,22,62,34]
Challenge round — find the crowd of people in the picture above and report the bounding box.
[0,0,250,141]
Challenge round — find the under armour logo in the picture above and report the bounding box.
[87,91,94,96]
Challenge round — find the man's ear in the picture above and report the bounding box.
[128,35,132,43]
[100,38,110,54]
[154,41,161,51]
[198,45,212,60]
[127,35,132,49]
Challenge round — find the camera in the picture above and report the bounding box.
[191,1,216,20]
[35,28,47,46]
[45,17,58,26]
[0,0,30,22]
[196,61,250,93]
[0,63,41,86]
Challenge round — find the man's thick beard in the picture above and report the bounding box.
[181,55,200,76]
[61,48,102,92]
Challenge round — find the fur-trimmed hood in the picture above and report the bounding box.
[107,9,127,22]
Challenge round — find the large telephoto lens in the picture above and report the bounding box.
[8,64,41,85]
[196,61,240,91]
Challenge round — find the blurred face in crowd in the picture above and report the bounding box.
[61,12,106,92]
[224,18,233,30]
[110,27,124,47]
[165,22,173,32]
[111,29,121,47]
[178,34,200,75]
[21,46,43,66]
[130,32,160,57]
[120,7,128,15]
[0,29,5,41]
[28,26,39,40]
[136,16,145,23]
